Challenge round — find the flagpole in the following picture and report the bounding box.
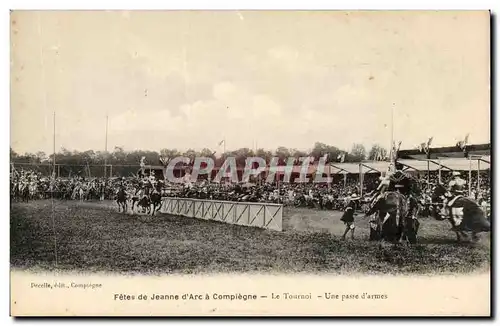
[438,157,442,184]
[477,159,480,198]
[53,111,56,176]
[390,103,394,161]
[427,151,430,185]
[468,155,472,197]
[224,106,228,157]
[104,114,108,179]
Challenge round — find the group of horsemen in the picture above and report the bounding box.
[339,161,469,238]
[10,169,163,202]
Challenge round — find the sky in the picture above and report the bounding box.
[10,10,490,155]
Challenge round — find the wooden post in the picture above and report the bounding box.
[468,156,472,197]
[477,159,480,198]
[438,158,442,184]
[359,163,363,197]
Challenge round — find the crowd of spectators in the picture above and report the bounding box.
[11,168,490,215]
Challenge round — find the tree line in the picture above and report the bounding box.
[10,142,388,178]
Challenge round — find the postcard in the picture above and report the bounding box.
[10,10,491,316]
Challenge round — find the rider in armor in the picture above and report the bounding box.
[441,171,466,216]
[369,163,394,206]
[388,163,413,196]
[448,171,467,196]
[370,161,418,213]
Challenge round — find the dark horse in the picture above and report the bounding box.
[19,183,30,203]
[366,191,420,244]
[431,184,490,242]
[149,190,162,216]
[115,187,128,213]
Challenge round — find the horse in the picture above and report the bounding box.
[365,191,419,244]
[28,182,38,201]
[78,187,86,202]
[149,189,162,216]
[19,183,30,203]
[136,195,151,214]
[129,186,151,214]
[431,184,490,242]
[85,185,100,201]
[115,187,128,213]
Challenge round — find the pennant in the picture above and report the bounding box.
[159,157,170,166]
[419,142,426,153]
[427,137,433,147]
[456,134,469,150]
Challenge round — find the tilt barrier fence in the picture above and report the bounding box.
[160,197,283,232]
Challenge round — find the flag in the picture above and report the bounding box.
[391,141,401,162]
[218,139,225,146]
[418,137,433,158]
[462,134,469,150]
[456,134,470,151]
[418,142,426,153]
[427,137,433,148]
[159,157,170,166]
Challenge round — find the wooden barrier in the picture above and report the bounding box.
[161,197,283,231]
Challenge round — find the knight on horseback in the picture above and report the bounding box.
[440,171,467,224]
[431,172,490,242]
[366,161,420,243]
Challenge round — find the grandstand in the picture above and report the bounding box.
[139,143,490,179]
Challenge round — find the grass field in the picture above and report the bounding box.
[10,200,491,275]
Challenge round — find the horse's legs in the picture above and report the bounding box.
[459,231,470,242]
[131,200,137,214]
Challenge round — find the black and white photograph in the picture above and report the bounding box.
[9,10,491,316]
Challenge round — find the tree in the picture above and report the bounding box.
[183,149,199,164]
[347,143,366,162]
[35,151,47,163]
[310,142,342,163]
[275,146,291,160]
[367,144,388,161]
[112,146,127,164]
[199,148,216,158]
[256,149,273,164]
[10,148,18,159]
[289,148,308,158]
